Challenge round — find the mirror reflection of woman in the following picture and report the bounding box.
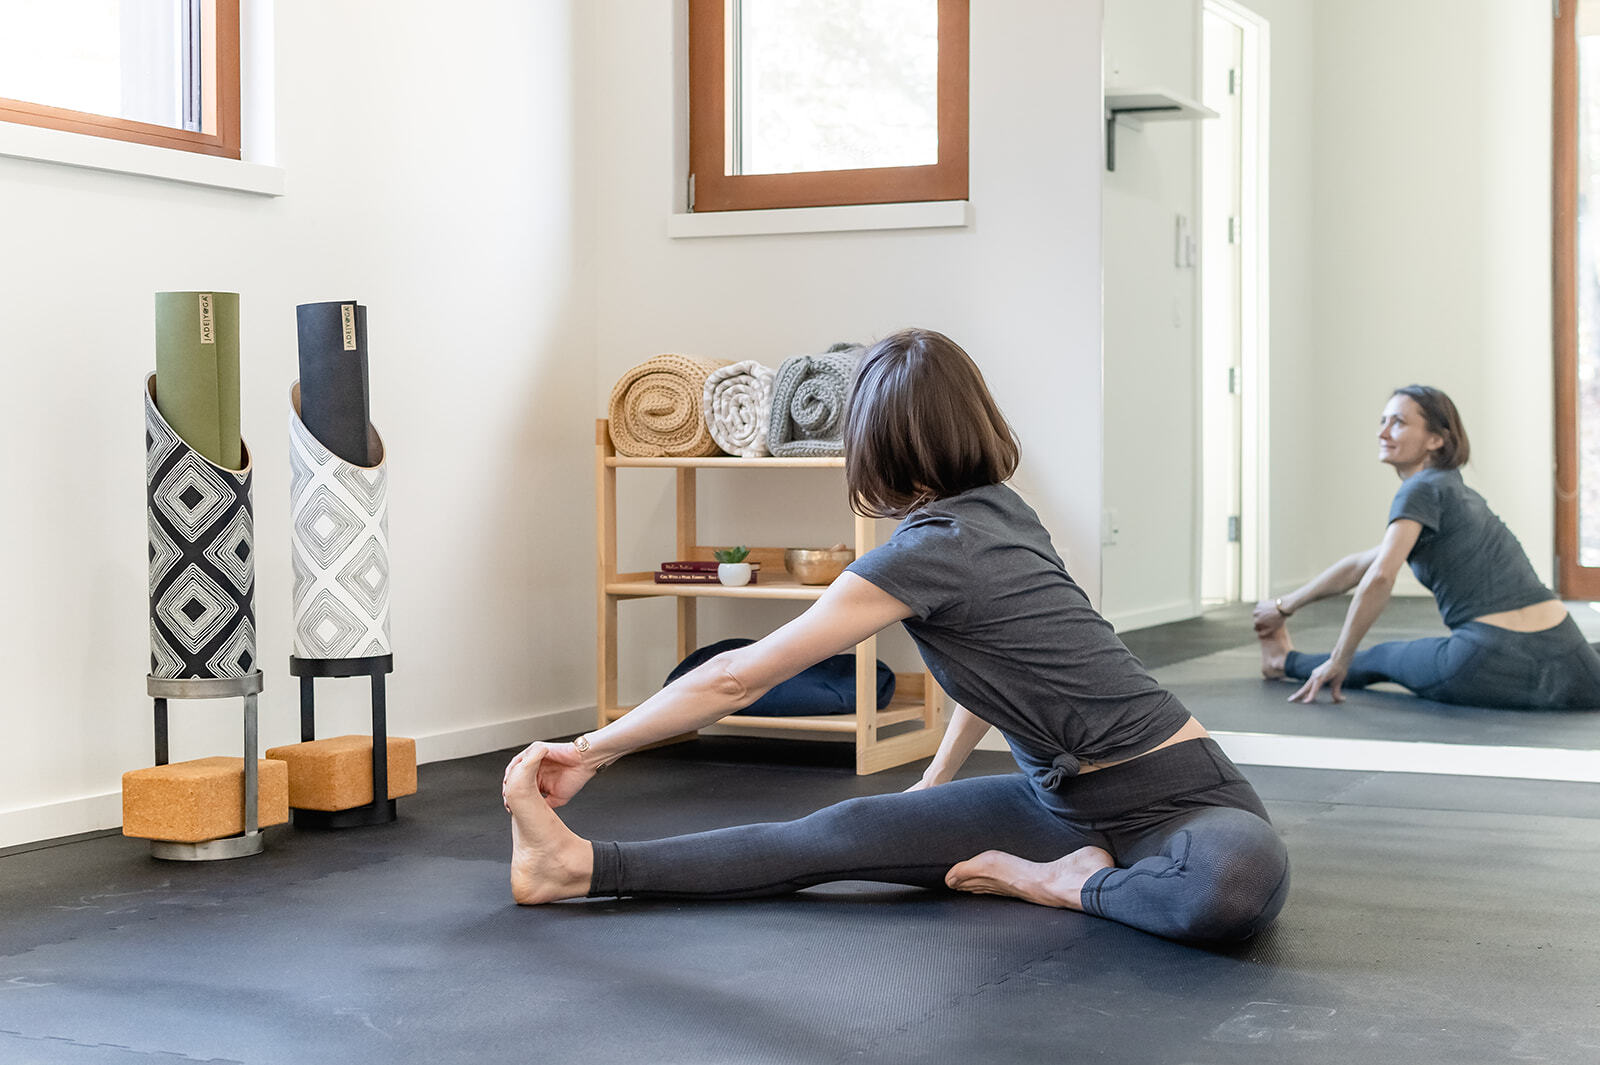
[1256,386,1600,708]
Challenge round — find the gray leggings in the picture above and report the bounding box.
[1285,614,1600,709]
[589,738,1289,943]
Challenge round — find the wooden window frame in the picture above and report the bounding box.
[1554,0,1598,596]
[0,0,240,161]
[687,0,969,213]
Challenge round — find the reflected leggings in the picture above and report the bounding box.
[1284,615,1600,709]
[589,738,1289,944]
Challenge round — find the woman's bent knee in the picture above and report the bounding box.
[1180,832,1290,942]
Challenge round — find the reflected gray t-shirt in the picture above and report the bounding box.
[1388,467,1552,628]
[846,482,1191,796]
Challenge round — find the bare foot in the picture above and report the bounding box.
[944,845,1115,910]
[1259,624,1293,679]
[505,755,595,905]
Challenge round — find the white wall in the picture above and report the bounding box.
[1308,0,1553,587]
[0,1,596,847]
[1101,0,1204,629]
[579,2,1107,699]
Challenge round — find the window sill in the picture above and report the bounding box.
[0,121,283,196]
[667,199,971,239]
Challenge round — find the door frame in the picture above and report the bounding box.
[1200,0,1271,603]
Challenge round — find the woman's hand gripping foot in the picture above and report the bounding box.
[1256,620,1293,679]
[504,749,596,905]
[944,845,1115,911]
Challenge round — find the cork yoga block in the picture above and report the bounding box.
[264,735,417,811]
[122,757,289,843]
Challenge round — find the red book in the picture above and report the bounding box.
[659,560,761,573]
[654,570,759,584]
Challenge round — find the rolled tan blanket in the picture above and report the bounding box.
[767,344,863,457]
[608,354,729,457]
[702,360,777,458]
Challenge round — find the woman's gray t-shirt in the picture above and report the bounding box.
[1387,467,1552,628]
[846,482,1191,798]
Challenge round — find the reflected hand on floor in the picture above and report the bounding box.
[1289,659,1346,704]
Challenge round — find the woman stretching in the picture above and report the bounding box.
[504,329,1289,943]
[1256,385,1600,708]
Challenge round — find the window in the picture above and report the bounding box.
[0,0,240,159]
[687,0,969,212]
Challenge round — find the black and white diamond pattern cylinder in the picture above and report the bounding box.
[146,373,257,680]
[289,383,390,660]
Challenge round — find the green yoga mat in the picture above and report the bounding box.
[154,291,242,470]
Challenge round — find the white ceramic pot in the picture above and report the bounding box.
[717,562,752,587]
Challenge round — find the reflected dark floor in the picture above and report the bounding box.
[1121,598,1600,748]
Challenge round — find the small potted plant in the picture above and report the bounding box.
[714,545,752,587]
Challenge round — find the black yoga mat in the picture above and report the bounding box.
[296,300,373,466]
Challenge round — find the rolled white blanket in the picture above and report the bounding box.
[702,360,777,458]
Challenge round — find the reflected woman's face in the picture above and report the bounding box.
[1377,395,1444,475]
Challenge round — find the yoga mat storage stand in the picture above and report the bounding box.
[595,419,947,774]
[287,654,399,828]
[145,672,268,861]
[283,378,407,829]
[138,369,273,861]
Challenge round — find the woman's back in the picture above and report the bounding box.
[1389,467,1552,628]
[847,482,1190,795]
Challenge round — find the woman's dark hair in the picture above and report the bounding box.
[1392,385,1470,469]
[843,328,1020,518]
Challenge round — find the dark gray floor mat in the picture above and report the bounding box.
[2,740,1598,1064]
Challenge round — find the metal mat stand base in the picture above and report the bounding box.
[292,799,398,830]
[289,654,398,829]
[146,672,267,862]
[150,832,265,861]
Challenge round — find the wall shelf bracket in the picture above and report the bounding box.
[1104,86,1218,171]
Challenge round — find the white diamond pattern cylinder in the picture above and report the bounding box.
[289,384,390,659]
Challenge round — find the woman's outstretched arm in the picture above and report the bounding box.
[1253,546,1381,635]
[1288,518,1421,703]
[503,573,914,807]
[907,703,991,790]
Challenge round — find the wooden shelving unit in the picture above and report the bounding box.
[595,419,946,774]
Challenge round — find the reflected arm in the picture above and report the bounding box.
[1324,519,1420,667]
[1287,519,1421,703]
[1276,545,1383,617]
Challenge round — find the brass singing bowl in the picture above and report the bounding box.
[784,547,856,585]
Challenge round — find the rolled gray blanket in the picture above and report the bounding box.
[767,344,862,457]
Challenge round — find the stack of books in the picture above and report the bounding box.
[653,560,761,584]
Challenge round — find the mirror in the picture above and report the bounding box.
[1100,0,1600,777]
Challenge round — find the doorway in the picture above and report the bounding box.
[1199,0,1268,605]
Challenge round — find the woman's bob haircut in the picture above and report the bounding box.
[843,328,1020,518]
[1392,384,1470,470]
